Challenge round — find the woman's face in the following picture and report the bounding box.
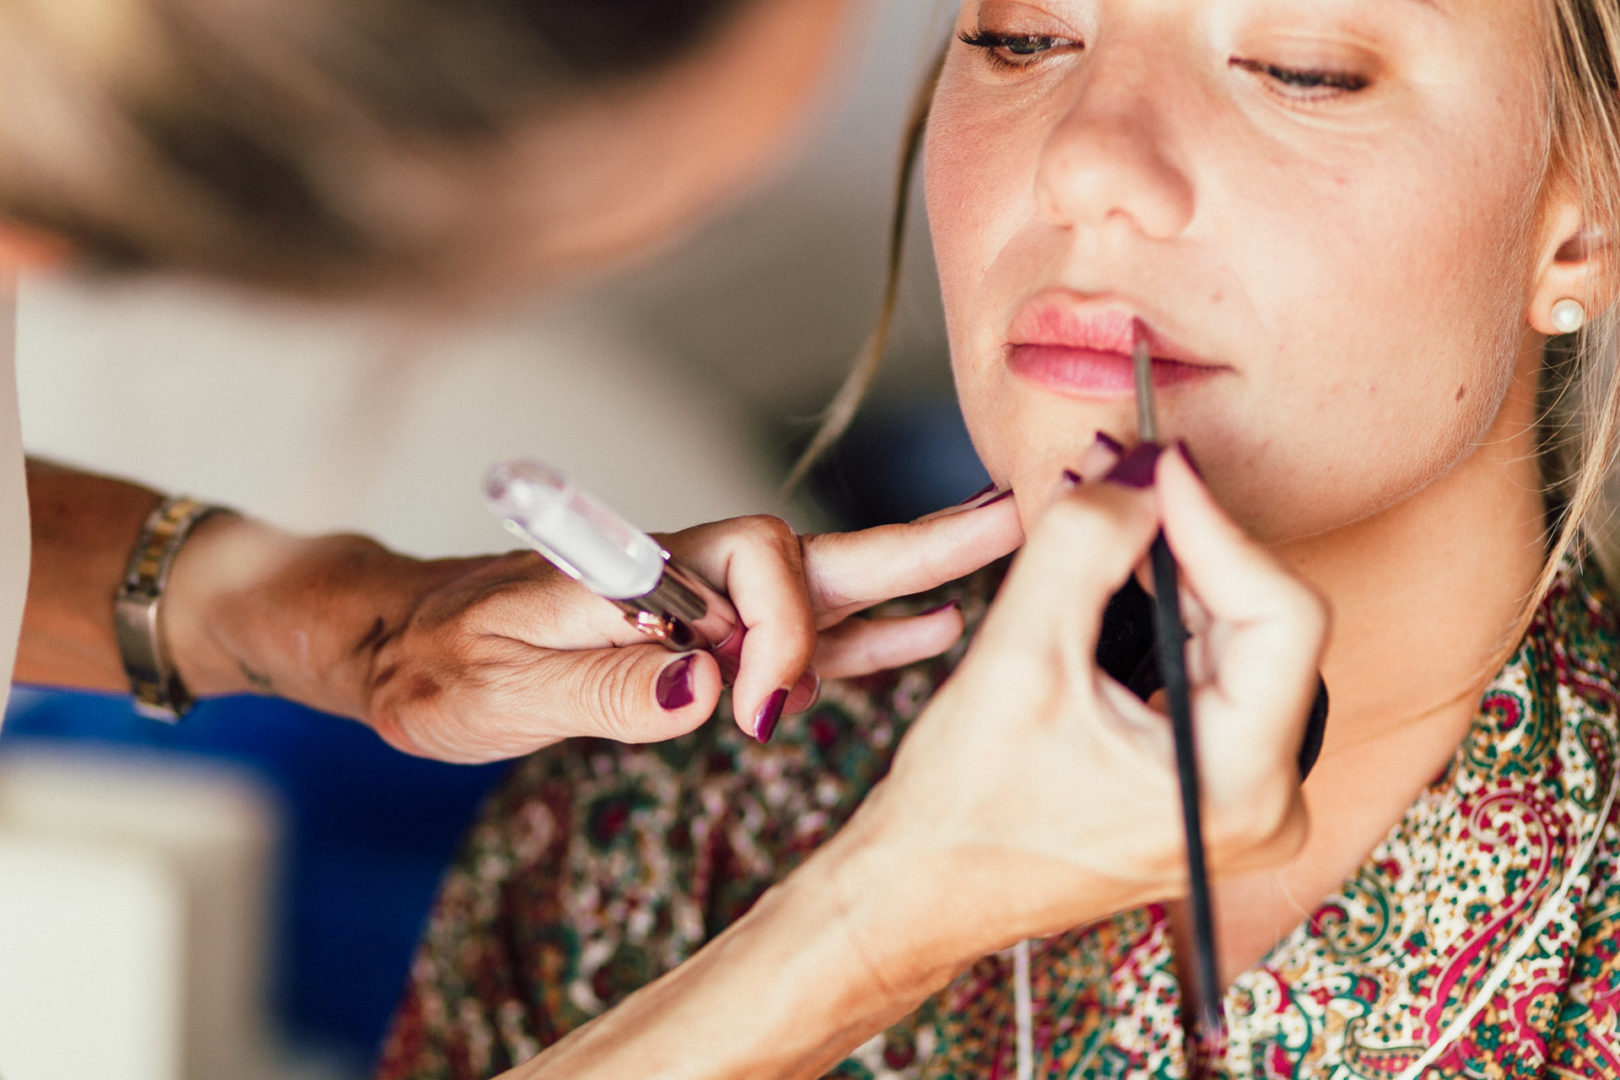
[929,0,1559,542]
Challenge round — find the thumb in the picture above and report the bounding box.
[519,644,726,745]
[802,494,1024,623]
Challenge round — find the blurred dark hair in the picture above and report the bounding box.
[0,0,748,292]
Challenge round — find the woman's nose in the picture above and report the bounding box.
[1035,47,1196,241]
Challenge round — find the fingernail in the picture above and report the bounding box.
[755,688,788,744]
[1174,439,1204,480]
[786,668,821,713]
[956,481,998,507]
[1103,442,1163,489]
[981,488,1014,506]
[656,655,696,711]
[1061,469,1082,489]
[1095,431,1125,454]
[918,599,961,617]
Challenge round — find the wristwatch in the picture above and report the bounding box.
[114,496,234,721]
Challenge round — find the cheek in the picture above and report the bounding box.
[1208,207,1535,542]
[1271,172,1534,520]
[927,82,1058,485]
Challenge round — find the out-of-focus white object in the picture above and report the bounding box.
[14,278,787,558]
[0,747,278,1080]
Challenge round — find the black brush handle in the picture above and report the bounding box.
[1147,532,1223,1041]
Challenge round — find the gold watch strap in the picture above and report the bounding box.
[114,497,233,721]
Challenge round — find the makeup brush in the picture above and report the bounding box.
[1133,335,1223,1050]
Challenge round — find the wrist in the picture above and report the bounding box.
[815,780,1145,979]
[797,792,990,1009]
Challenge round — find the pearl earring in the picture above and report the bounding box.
[1551,298,1587,335]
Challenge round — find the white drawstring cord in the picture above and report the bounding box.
[1014,938,1034,1080]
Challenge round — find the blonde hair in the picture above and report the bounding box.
[1540,0,1620,599]
[0,0,747,294]
[800,3,1620,618]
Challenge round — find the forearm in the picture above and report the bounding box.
[18,458,162,690]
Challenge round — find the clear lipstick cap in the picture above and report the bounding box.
[484,459,665,599]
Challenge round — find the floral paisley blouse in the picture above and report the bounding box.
[375,560,1620,1079]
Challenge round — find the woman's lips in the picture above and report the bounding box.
[1005,302,1225,399]
[1008,344,1217,397]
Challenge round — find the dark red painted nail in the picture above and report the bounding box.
[956,481,998,506]
[656,655,696,711]
[1062,469,1082,488]
[755,688,788,744]
[918,599,962,617]
[1103,442,1163,489]
[1095,431,1126,454]
[1175,440,1204,480]
[981,488,1014,506]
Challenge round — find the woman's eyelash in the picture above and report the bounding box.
[958,29,1082,71]
[1229,57,1370,98]
[958,34,1368,99]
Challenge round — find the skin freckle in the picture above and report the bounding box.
[1456,385,1467,402]
[406,673,443,703]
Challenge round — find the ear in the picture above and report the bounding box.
[0,220,72,273]
[1527,186,1613,336]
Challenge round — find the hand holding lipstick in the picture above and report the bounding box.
[323,487,1024,763]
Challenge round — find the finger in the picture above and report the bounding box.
[665,516,823,738]
[981,480,1161,662]
[914,483,1005,522]
[1076,432,1126,483]
[1177,579,1214,639]
[574,645,724,743]
[448,550,654,650]
[813,603,966,678]
[439,642,725,756]
[1157,448,1327,744]
[1158,448,1325,645]
[801,496,1023,622]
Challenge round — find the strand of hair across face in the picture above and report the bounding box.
[783,40,945,491]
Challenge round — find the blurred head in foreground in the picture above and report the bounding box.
[0,0,851,299]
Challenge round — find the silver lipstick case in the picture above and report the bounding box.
[612,553,742,682]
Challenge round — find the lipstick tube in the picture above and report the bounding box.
[484,459,741,682]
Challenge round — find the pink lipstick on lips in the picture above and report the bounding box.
[1006,301,1224,399]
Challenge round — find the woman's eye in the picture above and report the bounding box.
[1230,57,1370,101]
[958,29,1083,71]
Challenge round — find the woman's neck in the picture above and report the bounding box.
[1180,369,1551,993]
